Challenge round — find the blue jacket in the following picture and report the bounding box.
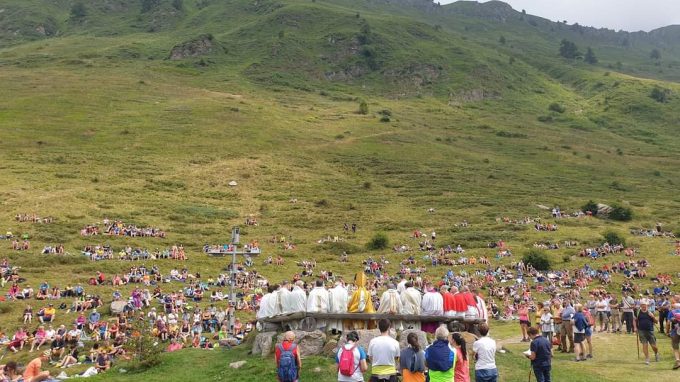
[425,339,455,372]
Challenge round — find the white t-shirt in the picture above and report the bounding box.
[367,335,400,373]
[472,336,497,370]
[336,343,367,382]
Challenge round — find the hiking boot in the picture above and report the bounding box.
[673,361,680,370]
[587,354,593,359]
[655,353,660,362]
[645,359,650,365]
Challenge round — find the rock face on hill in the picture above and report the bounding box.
[169,34,214,60]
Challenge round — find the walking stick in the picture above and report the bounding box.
[528,363,533,382]
[636,331,640,360]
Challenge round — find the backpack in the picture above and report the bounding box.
[277,343,298,382]
[671,310,680,334]
[338,344,358,376]
[584,310,595,326]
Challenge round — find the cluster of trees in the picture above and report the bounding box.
[559,39,597,64]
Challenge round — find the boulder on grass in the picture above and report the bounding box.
[276,330,327,357]
[252,332,276,357]
[398,329,429,350]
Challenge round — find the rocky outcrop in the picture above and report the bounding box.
[276,330,327,357]
[398,329,429,350]
[454,331,479,354]
[169,34,215,60]
[322,338,339,357]
[252,331,276,357]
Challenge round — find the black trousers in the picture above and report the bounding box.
[622,311,634,333]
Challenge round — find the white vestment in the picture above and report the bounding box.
[476,295,489,323]
[397,280,407,295]
[421,291,443,316]
[306,286,330,329]
[378,289,403,330]
[401,287,422,330]
[256,293,275,319]
[328,285,348,331]
[277,287,292,314]
[284,286,308,329]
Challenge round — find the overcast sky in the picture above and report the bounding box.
[444,0,680,32]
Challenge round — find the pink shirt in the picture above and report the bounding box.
[454,347,470,382]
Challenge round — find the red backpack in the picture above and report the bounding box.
[584,310,595,326]
[338,344,358,376]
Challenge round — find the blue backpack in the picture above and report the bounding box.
[277,343,298,382]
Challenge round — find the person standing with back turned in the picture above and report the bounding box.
[525,326,552,382]
[367,319,400,382]
[472,323,498,382]
[276,331,302,382]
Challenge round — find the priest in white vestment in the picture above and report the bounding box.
[328,280,348,333]
[400,282,422,330]
[421,282,443,333]
[285,280,308,329]
[306,280,330,330]
[378,284,403,330]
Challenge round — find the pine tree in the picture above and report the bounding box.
[559,39,580,59]
[584,47,598,64]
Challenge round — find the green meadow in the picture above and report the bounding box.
[1,0,679,381]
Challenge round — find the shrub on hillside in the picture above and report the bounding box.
[366,233,389,250]
[548,102,565,113]
[581,200,598,216]
[522,249,551,271]
[358,100,369,115]
[127,320,162,370]
[608,205,633,221]
[650,87,670,103]
[603,231,626,246]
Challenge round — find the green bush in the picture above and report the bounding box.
[548,102,566,113]
[366,233,389,250]
[603,231,626,246]
[650,87,670,103]
[522,249,551,271]
[608,205,633,221]
[358,100,369,115]
[581,200,598,216]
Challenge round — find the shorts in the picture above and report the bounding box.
[638,330,656,346]
[519,320,530,326]
[585,327,592,337]
[670,333,679,350]
[574,333,586,343]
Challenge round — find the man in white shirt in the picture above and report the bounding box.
[472,323,498,382]
[328,280,348,333]
[400,282,422,330]
[306,280,330,330]
[367,319,400,382]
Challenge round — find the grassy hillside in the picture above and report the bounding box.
[0,0,679,381]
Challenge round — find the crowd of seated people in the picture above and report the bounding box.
[82,245,186,261]
[41,244,65,254]
[15,213,54,223]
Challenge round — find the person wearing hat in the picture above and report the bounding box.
[23,350,51,382]
[635,299,660,365]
